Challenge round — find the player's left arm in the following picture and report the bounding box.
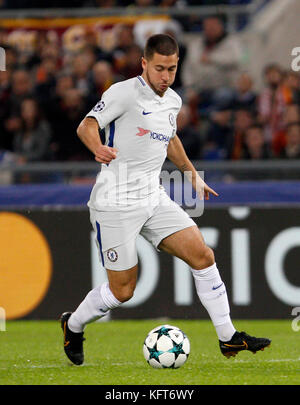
[167,134,219,200]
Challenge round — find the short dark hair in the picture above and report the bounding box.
[144,34,179,60]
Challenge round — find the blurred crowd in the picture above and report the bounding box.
[1,12,300,167]
[0,0,253,9]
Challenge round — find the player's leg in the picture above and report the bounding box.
[142,190,271,357]
[67,207,143,330]
[106,266,138,303]
[157,224,214,269]
[67,265,138,334]
[61,207,143,365]
[141,190,234,341]
[61,264,138,366]
[158,225,236,344]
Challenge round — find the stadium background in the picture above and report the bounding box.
[0,0,300,323]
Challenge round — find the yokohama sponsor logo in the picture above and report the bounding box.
[150,132,170,142]
[136,127,170,142]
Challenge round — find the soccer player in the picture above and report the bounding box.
[61,34,271,365]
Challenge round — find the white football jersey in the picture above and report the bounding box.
[86,75,182,210]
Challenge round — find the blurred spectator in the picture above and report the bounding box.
[0,69,13,150]
[282,70,300,106]
[257,63,289,155]
[113,24,136,58]
[176,104,202,159]
[229,108,254,159]
[71,53,93,96]
[35,56,58,85]
[0,69,11,105]
[49,88,92,161]
[231,72,257,112]
[283,103,300,124]
[118,44,143,80]
[23,33,61,72]
[35,56,59,107]
[202,104,233,160]
[12,98,52,162]
[3,46,18,70]
[163,20,187,91]
[0,27,6,45]
[88,60,119,107]
[84,29,113,63]
[112,24,141,76]
[1,69,34,151]
[279,122,300,159]
[242,124,271,160]
[272,103,300,157]
[39,42,61,64]
[46,73,75,121]
[82,45,99,70]
[53,73,75,102]
[181,15,243,113]
[7,69,34,115]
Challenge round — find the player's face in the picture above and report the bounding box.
[142,52,178,96]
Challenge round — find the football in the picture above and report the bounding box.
[143,324,190,369]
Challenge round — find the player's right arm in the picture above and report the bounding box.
[77,117,117,164]
[78,81,131,164]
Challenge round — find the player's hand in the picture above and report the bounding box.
[203,183,219,200]
[94,145,118,164]
[198,182,219,201]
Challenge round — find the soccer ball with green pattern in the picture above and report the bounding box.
[143,325,190,369]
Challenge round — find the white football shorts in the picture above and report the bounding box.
[90,187,196,271]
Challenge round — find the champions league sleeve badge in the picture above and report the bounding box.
[93,100,105,112]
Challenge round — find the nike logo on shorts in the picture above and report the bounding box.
[212,282,223,290]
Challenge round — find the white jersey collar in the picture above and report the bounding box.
[136,75,169,103]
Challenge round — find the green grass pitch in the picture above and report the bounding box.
[0,319,299,385]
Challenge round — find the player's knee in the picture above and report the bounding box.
[113,286,135,303]
[189,245,215,270]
